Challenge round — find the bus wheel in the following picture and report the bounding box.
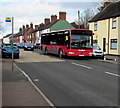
[45,48,48,55]
[59,50,63,58]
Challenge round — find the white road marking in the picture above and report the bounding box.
[72,62,93,69]
[105,71,120,77]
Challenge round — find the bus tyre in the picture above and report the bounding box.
[59,50,63,58]
[45,48,48,55]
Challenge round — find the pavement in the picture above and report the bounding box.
[2,58,52,107]
[100,55,120,64]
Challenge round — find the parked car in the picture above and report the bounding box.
[1,43,20,59]
[17,43,25,48]
[34,43,41,49]
[92,44,104,59]
[24,43,34,51]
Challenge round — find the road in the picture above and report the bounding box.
[15,49,119,106]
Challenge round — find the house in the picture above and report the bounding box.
[25,23,36,44]
[3,34,12,43]
[89,2,120,55]
[11,28,22,43]
[14,23,35,44]
[71,22,85,29]
[9,27,23,43]
[30,12,75,44]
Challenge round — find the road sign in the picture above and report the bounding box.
[5,17,11,22]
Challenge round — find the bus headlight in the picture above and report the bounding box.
[68,52,75,54]
[89,52,93,56]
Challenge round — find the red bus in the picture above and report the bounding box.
[41,29,93,58]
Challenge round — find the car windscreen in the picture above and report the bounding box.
[93,45,101,50]
[24,43,33,46]
[3,44,18,48]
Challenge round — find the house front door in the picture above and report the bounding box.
[103,38,106,52]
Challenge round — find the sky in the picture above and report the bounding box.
[0,0,102,38]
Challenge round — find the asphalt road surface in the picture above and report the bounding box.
[15,49,119,107]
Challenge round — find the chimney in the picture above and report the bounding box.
[39,23,44,27]
[19,28,22,32]
[59,12,66,20]
[26,24,29,29]
[23,25,25,30]
[51,15,57,22]
[35,25,38,29]
[30,23,33,28]
[44,18,50,24]
[104,2,111,7]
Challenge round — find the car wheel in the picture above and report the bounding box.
[101,55,104,59]
[45,48,48,55]
[15,55,19,59]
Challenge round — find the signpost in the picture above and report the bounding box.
[5,17,14,71]
[11,17,14,71]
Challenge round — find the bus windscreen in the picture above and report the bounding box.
[71,30,92,49]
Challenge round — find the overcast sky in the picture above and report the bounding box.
[0,0,102,38]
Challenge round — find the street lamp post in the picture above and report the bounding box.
[78,11,80,29]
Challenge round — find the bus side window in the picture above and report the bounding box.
[64,35,70,49]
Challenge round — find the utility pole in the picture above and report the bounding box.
[78,11,80,29]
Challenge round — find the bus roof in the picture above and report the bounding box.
[41,29,93,35]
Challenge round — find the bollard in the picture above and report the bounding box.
[104,57,106,60]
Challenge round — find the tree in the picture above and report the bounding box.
[0,18,4,34]
[75,9,95,29]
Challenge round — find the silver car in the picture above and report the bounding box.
[93,45,104,58]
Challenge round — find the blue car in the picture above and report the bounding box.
[17,43,25,48]
[1,43,20,59]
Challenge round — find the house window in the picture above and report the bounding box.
[94,22,97,31]
[93,40,98,44]
[112,18,116,29]
[111,39,117,49]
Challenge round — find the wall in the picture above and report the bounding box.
[41,28,50,34]
[118,17,120,55]
[109,17,119,55]
[35,31,40,43]
[20,36,23,43]
[3,37,10,43]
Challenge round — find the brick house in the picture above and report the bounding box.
[9,28,23,43]
[30,12,75,44]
